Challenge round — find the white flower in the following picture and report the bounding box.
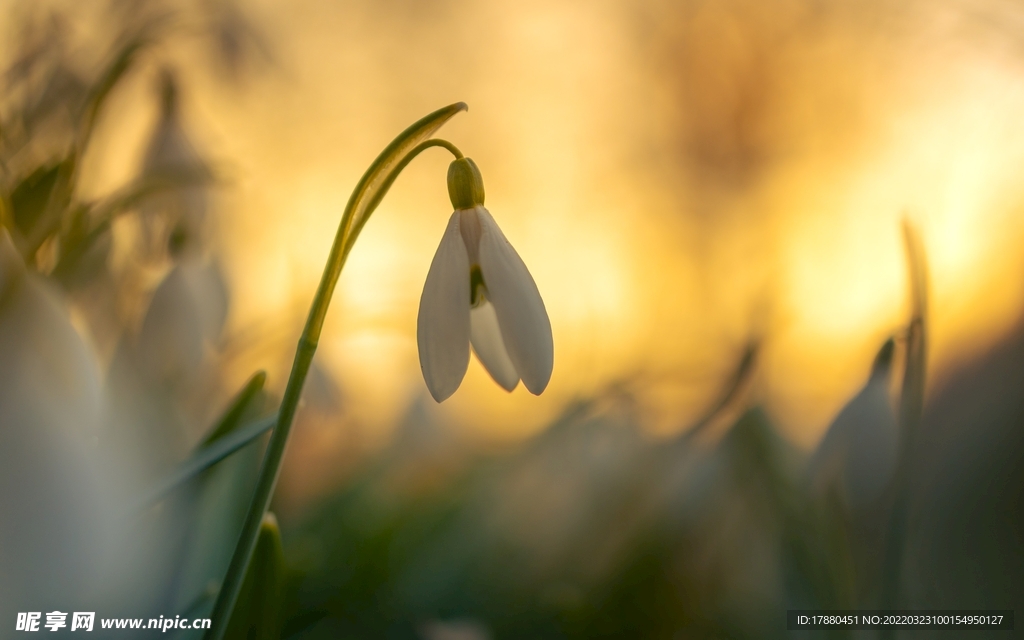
[139,68,210,257]
[807,338,899,509]
[417,158,553,402]
[0,227,110,616]
[137,257,229,386]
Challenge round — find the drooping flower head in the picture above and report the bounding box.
[417,158,553,402]
[807,338,899,510]
[139,68,211,259]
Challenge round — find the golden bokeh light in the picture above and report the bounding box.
[68,0,1024,456]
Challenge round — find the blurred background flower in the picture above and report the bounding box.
[1,0,1023,637]
[0,228,108,621]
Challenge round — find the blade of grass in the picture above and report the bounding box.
[135,416,275,511]
[679,340,759,443]
[77,34,153,156]
[51,166,215,282]
[204,102,468,640]
[880,218,928,632]
[135,372,269,509]
[22,32,154,259]
[202,372,267,446]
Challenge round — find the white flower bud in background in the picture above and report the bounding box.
[137,256,229,387]
[0,227,110,619]
[807,338,899,510]
[133,69,227,389]
[138,68,211,259]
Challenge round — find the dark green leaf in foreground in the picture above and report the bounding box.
[225,513,286,640]
[203,371,269,446]
[135,372,272,509]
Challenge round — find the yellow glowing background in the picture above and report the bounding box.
[63,0,1024,489]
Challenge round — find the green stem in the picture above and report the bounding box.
[359,139,465,239]
[204,103,466,640]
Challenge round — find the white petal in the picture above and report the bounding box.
[470,301,519,392]
[807,372,898,509]
[476,207,553,395]
[179,259,229,341]
[417,212,471,402]
[0,260,108,609]
[138,266,205,384]
[843,376,899,508]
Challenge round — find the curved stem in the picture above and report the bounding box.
[204,104,466,640]
[358,138,464,239]
[417,138,464,160]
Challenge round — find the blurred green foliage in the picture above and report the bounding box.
[278,400,854,639]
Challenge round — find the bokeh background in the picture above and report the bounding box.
[1,0,1023,638]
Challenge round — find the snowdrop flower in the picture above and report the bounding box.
[417,158,553,402]
[0,227,109,618]
[137,256,228,387]
[139,68,211,257]
[807,338,899,509]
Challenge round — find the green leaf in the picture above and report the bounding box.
[203,371,269,446]
[680,340,759,442]
[16,33,154,259]
[10,163,63,236]
[51,167,215,283]
[77,35,150,155]
[135,416,276,510]
[9,158,76,258]
[225,513,286,640]
[339,102,467,252]
[899,218,928,441]
[135,372,271,509]
[879,218,931,627]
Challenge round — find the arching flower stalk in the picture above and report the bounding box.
[206,103,553,639]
